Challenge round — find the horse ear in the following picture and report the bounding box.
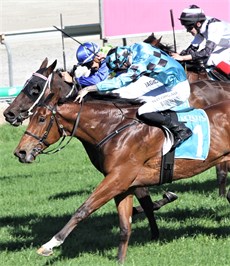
[40,57,48,69]
[154,36,162,47]
[47,60,57,75]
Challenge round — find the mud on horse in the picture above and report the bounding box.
[14,82,230,263]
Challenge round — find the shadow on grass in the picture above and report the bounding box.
[0,201,229,264]
[149,176,229,195]
[43,177,229,203]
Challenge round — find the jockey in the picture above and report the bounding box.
[61,42,109,87]
[76,42,193,148]
[171,5,230,68]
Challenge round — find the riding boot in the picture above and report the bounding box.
[137,112,192,148]
[165,119,193,148]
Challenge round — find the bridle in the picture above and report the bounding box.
[27,72,53,116]
[21,71,53,118]
[24,101,83,157]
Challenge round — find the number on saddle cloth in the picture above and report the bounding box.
[174,108,210,160]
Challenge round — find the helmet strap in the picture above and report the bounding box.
[193,22,200,33]
[194,21,204,33]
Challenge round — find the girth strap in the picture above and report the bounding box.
[159,111,177,185]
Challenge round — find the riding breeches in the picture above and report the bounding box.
[137,80,190,115]
[112,75,164,99]
[207,47,230,66]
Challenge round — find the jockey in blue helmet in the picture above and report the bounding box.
[76,42,100,66]
[76,42,193,148]
[61,42,109,87]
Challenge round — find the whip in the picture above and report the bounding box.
[170,9,177,52]
[53,26,99,57]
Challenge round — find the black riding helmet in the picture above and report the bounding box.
[179,5,206,27]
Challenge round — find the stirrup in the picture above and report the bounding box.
[172,128,193,148]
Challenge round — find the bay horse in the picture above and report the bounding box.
[3,58,177,240]
[14,83,230,263]
[3,58,230,243]
[4,58,230,196]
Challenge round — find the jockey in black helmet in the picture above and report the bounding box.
[171,5,230,68]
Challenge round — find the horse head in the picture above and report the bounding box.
[14,86,64,163]
[143,32,174,54]
[3,58,57,126]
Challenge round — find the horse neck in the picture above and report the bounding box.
[51,72,73,99]
[186,69,210,83]
[189,80,230,108]
[57,101,135,145]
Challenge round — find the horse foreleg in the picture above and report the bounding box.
[114,191,133,264]
[216,162,228,196]
[36,172,134,259]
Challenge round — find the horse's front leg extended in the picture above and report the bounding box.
[37,172,134,257]
[114,191,133,264]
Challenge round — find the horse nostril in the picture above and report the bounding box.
[14,150,26,159]
[4,111,15,119]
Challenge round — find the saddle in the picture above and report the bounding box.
[209,61,230,82]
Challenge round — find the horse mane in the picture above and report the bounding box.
[54,69,142,107]
[86,92,142,106]
[58,90,142,108]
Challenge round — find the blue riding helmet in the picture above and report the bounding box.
[76,42,100,65]
[106,47,131,70]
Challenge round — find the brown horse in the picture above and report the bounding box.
[3,58,230,244]
[14,83,230,263]
[4,58,177,241]
[4,58,230,197]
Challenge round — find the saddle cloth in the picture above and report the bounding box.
[163,108,210,160]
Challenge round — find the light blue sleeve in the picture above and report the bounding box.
[96,62,148,92]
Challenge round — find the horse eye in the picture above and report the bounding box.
[39,116,46,123]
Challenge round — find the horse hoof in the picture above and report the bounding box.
[37,246,53,256]
[163,191,178,202]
